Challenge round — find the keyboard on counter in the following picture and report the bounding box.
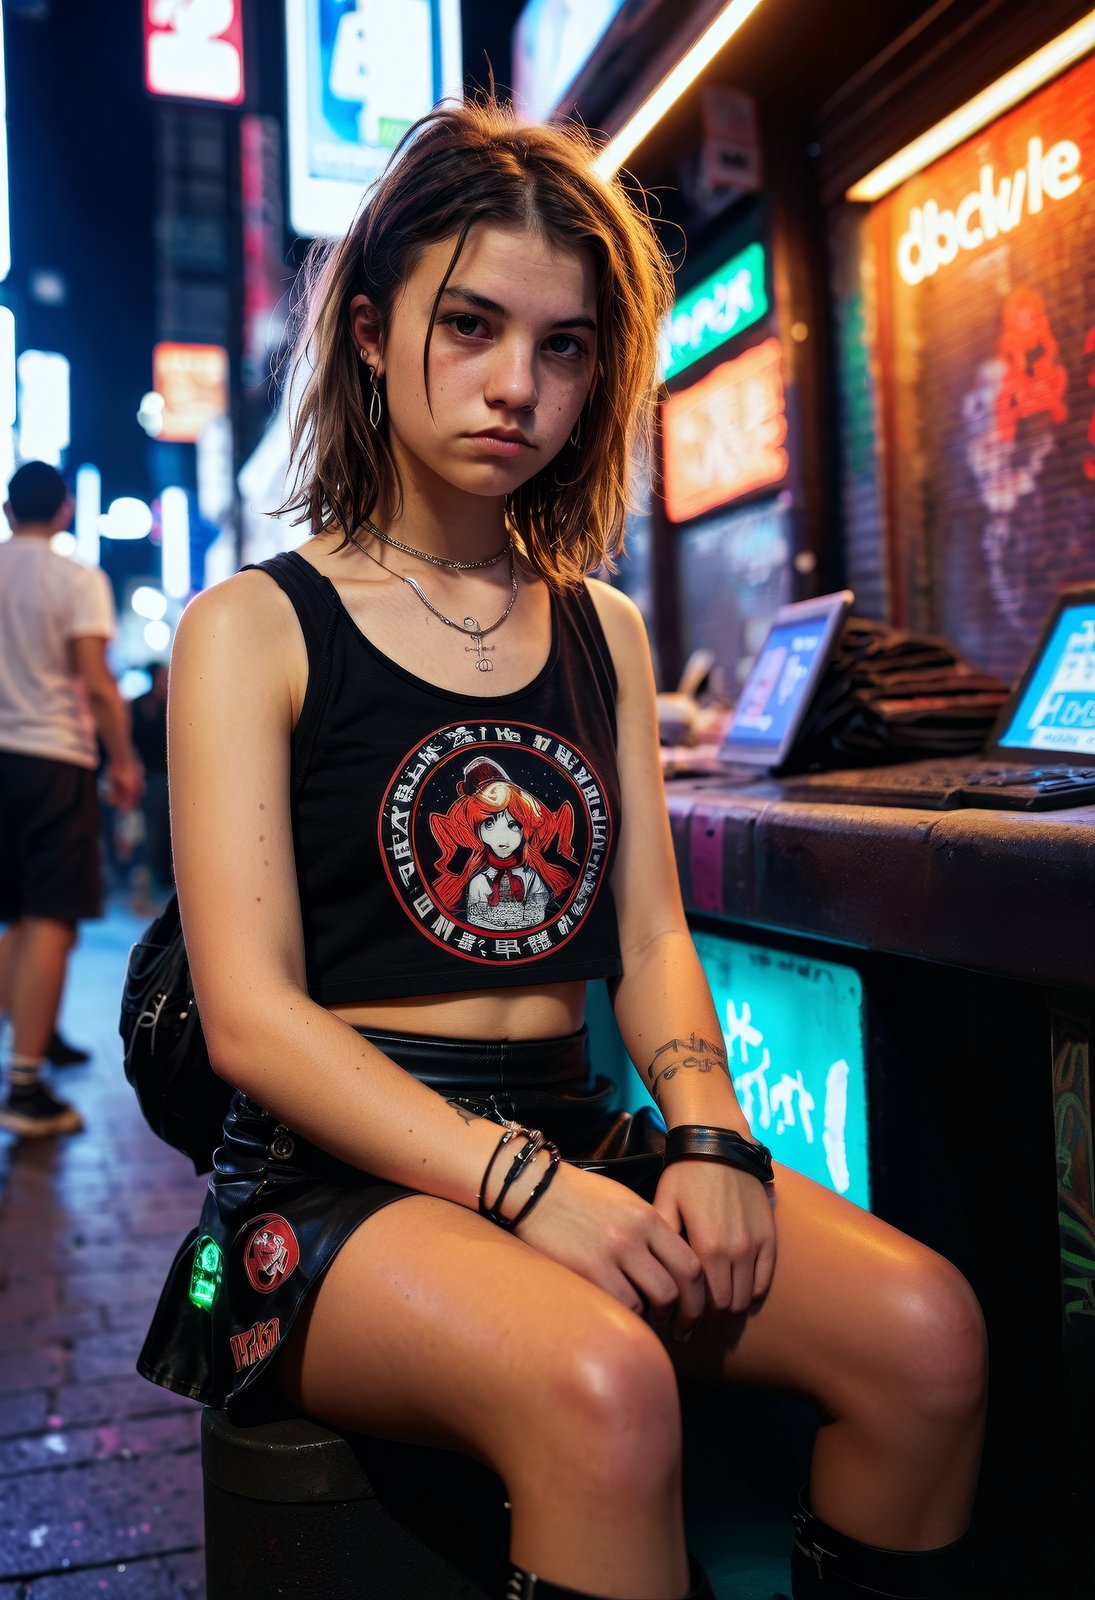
[781,761,1095,812]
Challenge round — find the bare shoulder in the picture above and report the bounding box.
[174,567,302,672]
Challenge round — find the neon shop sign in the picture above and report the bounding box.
[661,242,767,380]
[897,136,1083,285]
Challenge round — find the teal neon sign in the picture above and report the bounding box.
[691,932,871,1211]
[661,242,767,381]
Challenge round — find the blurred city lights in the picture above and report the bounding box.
[101,496,153,540]
[131,584,168,621]
[0,3,10,283]
[74,463,102,566]
[119,667,154,700]
[16,349,70,465]
[847,9,1095,201]
[160,485,191,598]
[49,529,76,556]
[143,618,172,654]
[137,390,165,438]
[593,0,768,178]
[0,305,14,426]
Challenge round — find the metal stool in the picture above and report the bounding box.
[201,1407,510,1599]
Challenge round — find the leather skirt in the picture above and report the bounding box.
[137,1026,666,1412]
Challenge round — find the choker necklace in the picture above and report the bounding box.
[361,542,519,673]
[362,516,510,572]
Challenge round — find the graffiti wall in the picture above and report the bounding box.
[1052,1003,1095,1406]
[867,51,1095,681]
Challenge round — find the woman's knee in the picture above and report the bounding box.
[511,1310,683,1499]
[865,1253,988,1424]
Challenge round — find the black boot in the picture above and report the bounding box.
[507,1554,715,1598]
[791,1493,974,1598]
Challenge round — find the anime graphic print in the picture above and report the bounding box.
[379,721,613,966]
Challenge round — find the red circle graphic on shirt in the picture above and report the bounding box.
[377,720,613,967]
[242,1214,300,1294]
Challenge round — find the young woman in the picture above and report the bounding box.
[139,101,986,1600]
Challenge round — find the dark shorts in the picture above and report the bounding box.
[138,1026,666,1414]
[0,750,103,923]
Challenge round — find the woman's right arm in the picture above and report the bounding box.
[171,573,703,1328]
[169,573,521,1204]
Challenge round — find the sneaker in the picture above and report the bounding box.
[0,1082,85,1137]
[46,1031,92,1066]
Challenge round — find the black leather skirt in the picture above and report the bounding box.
[137,1026,665,1412]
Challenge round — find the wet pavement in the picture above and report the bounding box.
[0,897,207,1599]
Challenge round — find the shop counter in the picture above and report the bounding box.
[657,775,1094,1598]
[664,778,1095,987]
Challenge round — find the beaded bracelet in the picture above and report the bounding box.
[663,1125,775,1185]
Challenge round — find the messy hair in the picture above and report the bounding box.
[280,97,674,589]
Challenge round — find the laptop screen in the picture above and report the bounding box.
[719,590,854,769]
[993,592,1095,761]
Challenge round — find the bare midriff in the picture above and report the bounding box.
[329,978,588,1042]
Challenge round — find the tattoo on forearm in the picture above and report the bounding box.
[646,1033,729,1104]
[446,1098,482,1126]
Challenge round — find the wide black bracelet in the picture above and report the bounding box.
[663,1125,775,1185]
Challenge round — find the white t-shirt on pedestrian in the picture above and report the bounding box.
[0,536,116,769]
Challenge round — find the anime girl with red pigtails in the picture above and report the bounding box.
[429,758,579,932]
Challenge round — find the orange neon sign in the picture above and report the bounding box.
[152,342,229,443]
[661,336,787,522]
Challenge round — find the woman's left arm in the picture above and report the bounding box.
[588,580,776,1319]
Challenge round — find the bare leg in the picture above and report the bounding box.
[274,1194,692,1600]
[0,921,18,1014]
[673,1163,987,1552]
[8,917,77,1061]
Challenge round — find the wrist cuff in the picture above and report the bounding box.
[663,1124,774,1184]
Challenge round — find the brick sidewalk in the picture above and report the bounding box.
[0,899,208,1599]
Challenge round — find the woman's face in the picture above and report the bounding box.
[478,809,523,859]
[352,222,597,508]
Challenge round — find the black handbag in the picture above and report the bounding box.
[119,892,231,1174]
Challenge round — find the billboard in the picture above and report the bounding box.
[865,47,1095,681]
[144,0,245,106]
[512,0,626,122]
[285,0,463,239]
[153,342,229,443]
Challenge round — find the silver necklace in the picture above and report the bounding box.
[361,543,519,672]
[362,516,510,572]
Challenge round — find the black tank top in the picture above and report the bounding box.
[250,551,624,1005]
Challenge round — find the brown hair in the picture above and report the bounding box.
[279,98,673,588]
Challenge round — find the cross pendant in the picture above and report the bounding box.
[464,620,495,672]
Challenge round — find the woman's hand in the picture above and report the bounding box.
[515,1160,707,1336]
[652,1158,776,1317]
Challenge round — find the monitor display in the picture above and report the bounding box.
[997,600,1095,758]
[720,589,853,768]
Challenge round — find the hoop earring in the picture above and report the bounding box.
[569,414,582,450]
[366,366,383,430]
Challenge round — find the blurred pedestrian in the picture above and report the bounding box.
[128,663,171,914]
[0,461,143,1136]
